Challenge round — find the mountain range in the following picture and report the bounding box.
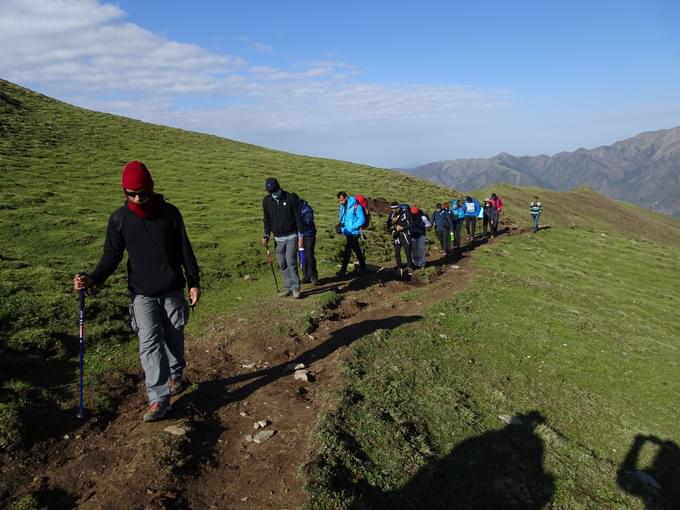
[404,126,680,217]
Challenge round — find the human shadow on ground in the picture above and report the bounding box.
[348,411,555,510]
[617,434,680,509]
[173,314,422,476]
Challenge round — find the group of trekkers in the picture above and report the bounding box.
[430,193,505,253]
[261,176,514,283]
[72,160,545,423]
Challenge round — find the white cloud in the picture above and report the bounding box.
[0,0,508,166]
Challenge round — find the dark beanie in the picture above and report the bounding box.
[122,161,154,190]
[265,177,280,193]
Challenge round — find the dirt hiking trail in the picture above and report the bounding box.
[2,231,520,509]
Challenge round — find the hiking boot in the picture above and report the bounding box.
[143,400,171,422]
[311,278,320,286]
[169,376,186,397]
[292,289,301,299]
[278,289,292,297]
[301,277,311,284]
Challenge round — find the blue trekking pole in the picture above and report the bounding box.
[77,285,86,419]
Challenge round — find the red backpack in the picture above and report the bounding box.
[354,194,371,229]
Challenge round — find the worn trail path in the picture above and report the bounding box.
[4,234,509,509]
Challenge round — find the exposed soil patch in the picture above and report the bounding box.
[1,232,513,509]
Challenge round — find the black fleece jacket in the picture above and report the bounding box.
[262,190,303,239]
[89,195,200,297]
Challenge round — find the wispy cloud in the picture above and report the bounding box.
[0,0,508,165]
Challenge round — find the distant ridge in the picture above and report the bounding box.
[405,127,680,217]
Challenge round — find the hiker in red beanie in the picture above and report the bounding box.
[74,160,200,422]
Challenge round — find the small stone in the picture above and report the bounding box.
[450,265,460,269]
[243,275,251,280]
[239,411,248,417]
[245,434,253,442]
[241,362,256,369]
[241,497,249,502]
[294,363,306,370]
[438,312,445,316]
[439,334,447,339]
[252,430,276,444]
[236,296,243,300]
[63,434,70,440]
[253,420,269,429]
[164,425,188,436]
[294,370,309,382]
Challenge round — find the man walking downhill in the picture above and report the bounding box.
[409,205,428,269]
[431,203,453,255]
[463,195,481,241]
[529,195,543,232]
[489,192,504,237]
[482,199,495,238]
[74,161,200,423]
[451,199,466,251]
[336,191,367,276]
[387,202,414,277]
[299,198,319,285]
[262,178,304,298]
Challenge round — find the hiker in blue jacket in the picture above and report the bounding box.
[430,203,454,255]
[463,196,481,241]
[451,199,466,251]
[336,191,367,276]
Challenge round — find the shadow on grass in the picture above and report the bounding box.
[349,411,555,510]
[617,434,680,510]
[172,315,422,478]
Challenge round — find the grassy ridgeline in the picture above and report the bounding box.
[305,190,680,508]
[0,80,449,448]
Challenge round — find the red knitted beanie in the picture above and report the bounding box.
[121,160,154,191]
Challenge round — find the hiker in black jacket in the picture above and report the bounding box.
[387,202,414,277]
[262,177,304,298]
[74,161,200,423]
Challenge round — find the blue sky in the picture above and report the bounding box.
[2,0,679,167]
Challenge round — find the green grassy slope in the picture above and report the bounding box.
[305,188,680,509]
[0,79,449,448]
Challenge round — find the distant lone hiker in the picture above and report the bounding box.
[530,195,544,232]
[262,178,304,298]
[74,161,201,423]
[336,191,367,276]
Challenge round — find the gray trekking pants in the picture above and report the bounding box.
[275,234,300,291]
[130,290,189,404]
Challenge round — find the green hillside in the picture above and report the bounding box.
[306,186,680,509]
[0,79,448,449]
[2,80,679,509]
